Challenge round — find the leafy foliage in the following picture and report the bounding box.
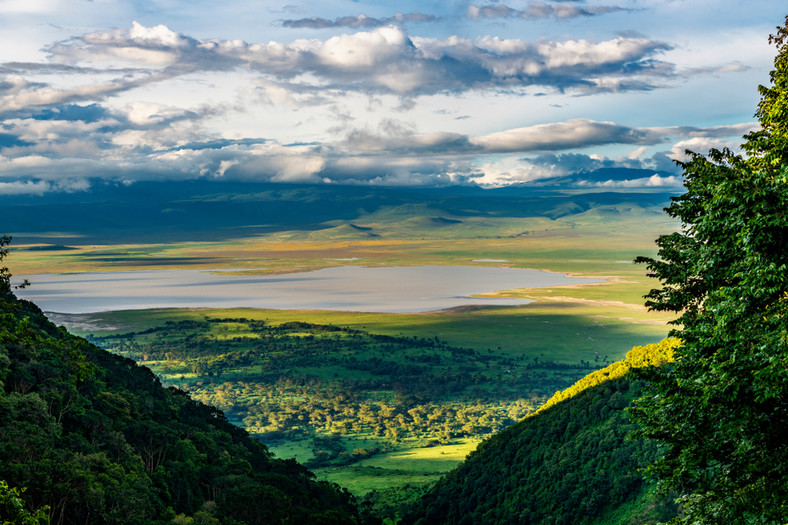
[0,245,375,524]
[0,481,48,525]
[632,16,788,523]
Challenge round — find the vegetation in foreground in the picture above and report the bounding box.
[0,243,374,525]
[630,17,788,523]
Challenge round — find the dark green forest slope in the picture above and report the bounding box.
[0,255,373,524]
[400,358,677,525]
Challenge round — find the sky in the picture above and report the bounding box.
[0,0,784,194]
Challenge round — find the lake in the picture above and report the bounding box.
[16,265,603,314]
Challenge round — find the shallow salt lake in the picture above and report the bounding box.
[16,265,602,314]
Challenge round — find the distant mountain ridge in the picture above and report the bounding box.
[2,170,678,244]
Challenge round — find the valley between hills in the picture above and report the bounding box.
[5,180,680,521]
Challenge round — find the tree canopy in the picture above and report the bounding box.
[632,16,788,523]
[0,235,28,298]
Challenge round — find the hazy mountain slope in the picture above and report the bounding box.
[0,288,373,524]
[400,344,679,525]
[2,177,676,244]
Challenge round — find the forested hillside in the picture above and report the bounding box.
[399,341,678,525]
[0,241,374,525]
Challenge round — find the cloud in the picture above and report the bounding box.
[226,149,327,183]
[315,154,473,186]
[0,102,752,190]
[650,122,758,139]
[574,173,682,188]
[628,146,647,159]
[467,3,628,20]
[468,151,687,188]
[0,99,232,181]
[470,119,664,153]
[525,152,626,175]
[682,61,752,76]
[417,117,750,160]
[337,118,474,154]
[411,33,673,94]
[0,179,51,195]
[168,138,270,153]
[282,12,437,29]
[327,118,685,159]
[0,68,178,116]
[278,118,747,187]
[0,178,89,195]
[668,136,743,162]
[0,9,759,194]
[471,156,556,186]
[527,151,677,176]
[46,21,200,68]
[37,22,674,97]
